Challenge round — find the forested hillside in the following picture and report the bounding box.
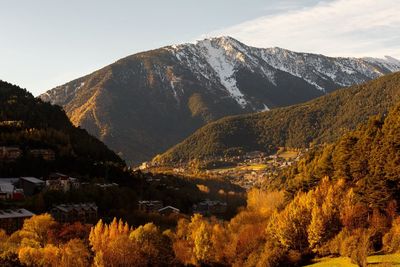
[276,100,400,209]
[0,80,124,178]
[158,72,400,164]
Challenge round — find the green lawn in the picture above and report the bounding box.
[304,254,400,267]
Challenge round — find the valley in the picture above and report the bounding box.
[1,3,400,264]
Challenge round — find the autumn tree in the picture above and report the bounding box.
[89,218,139,267]
[268,190,313,251]
[19,214,58,247]
[307,178,345,251]
[130,223,175,266]
[247,189,284,216]
[59,239,90,267]
[173,214,221,265]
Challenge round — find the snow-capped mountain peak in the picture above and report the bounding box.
[39,37,400,164]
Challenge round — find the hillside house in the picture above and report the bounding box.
[0,183,14,200]
[158,206,180,216]
[19,177,45,196]
[193,199,227,216]
[139,161,151,170]
[95,183,118,189]
[138,200,163,213]
[45,173,80,192]
[0,209,35,233]
[29,149,55,161]
[50,203,98,223]
[0,147,22,161]
[0,178,24,200]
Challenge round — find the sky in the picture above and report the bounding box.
[0,0,399,96]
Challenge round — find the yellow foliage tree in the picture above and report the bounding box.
[130,222,174,266]
[89,218,138,267]
[247,189,285,216]
[307,178,345,250]
[268,190,313,251]
[19,214,57,247]
[59,239,90,267]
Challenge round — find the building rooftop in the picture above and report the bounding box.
[158,206,180,213]
[0,209,35,219]
[0,178,19,184]
[20,177,45,184]
[52,203,98,212]
[95,183,118,188]
[198,199,227,206]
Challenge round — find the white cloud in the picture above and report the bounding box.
[203,0,400,59]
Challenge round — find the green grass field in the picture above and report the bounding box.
[304,254,400,267]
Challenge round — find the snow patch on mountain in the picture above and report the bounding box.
[261,104,270,111]
[197,39,247,107]
[363,56,400,72]
[40,80,85,105]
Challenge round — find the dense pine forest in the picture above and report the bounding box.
[157,72,400,165]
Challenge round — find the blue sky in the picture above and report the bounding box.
[1,0,399,95]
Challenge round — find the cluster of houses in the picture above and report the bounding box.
[0,173,81,200]
[0,146,55,161]
[206,150,305,189]
[192,199,227,216]
[138,200,180,216]
[50,203,98,224]
[138,199,228,217]
[0,146,22,161]
[0,202,98,234]
[0,172,121,200]
[0,209,35,233]
[0,172,103,233]
[0,177,43,199]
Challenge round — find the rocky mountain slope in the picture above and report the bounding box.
[40,36,400,164]
[157,72,400,164]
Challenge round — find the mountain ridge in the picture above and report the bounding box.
[39,36,400,164]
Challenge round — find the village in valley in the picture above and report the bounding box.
[202,148,305,189]
[141,147,306,190]
[0,145,245,233]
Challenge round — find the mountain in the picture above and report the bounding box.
[0,80,124,177]
[40,36,400,164]
[157,72,400,164]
